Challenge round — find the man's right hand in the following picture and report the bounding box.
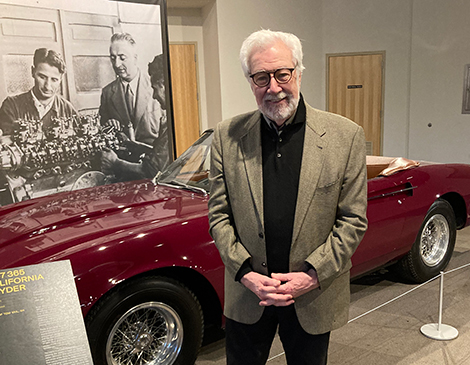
[104,119,122,131]
[240,271,294,307]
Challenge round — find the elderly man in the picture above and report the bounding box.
[0,48,77,135]
[99,33,168,178]
[208,30,368,365]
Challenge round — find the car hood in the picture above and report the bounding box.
[0,179,201,250]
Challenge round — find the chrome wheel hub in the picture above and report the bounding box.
[420,214,449,267]
[125,322,155,355]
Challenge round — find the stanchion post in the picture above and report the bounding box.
[437,271,444,332]
[420,271,459,341]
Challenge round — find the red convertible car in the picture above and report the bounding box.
[1,129,470,365]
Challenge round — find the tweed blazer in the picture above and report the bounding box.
[208,102,368,335]
[99,71,164,146]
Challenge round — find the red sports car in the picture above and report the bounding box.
[1,129,470,365]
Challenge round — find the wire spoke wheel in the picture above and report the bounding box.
[86,277,203,365]
[419,213,450,267]
[395,199,456,283]
[106,302,183,365]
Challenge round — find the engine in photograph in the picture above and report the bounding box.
[0,114,123,206]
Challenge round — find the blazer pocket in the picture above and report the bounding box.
[316,177,341,195]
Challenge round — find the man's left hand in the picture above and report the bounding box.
[271,269,320,299]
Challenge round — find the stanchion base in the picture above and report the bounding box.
[420,323,459,340]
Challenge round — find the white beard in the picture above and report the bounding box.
[260,91,300,124]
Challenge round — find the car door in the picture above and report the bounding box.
[351,173,416,277]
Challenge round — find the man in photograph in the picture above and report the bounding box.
[0,48,77,136]
[99,32,164,148]
[100,53,170,180]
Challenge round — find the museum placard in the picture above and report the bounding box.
[0,260,93,365]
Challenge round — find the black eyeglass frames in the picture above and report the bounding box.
[249,68,295,87]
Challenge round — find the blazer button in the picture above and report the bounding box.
[261,262,267,267]
[258,232,264,239]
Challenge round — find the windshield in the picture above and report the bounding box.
[157,130,213,193]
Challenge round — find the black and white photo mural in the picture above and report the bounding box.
[0,0,174,206]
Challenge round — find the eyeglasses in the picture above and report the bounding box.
[249,68,295,88]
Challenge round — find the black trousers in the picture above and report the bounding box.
[225,305,330,365]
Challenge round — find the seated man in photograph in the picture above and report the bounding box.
[0,48,77,136]
[101,54,170,180]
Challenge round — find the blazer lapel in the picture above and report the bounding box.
[240,111,264,226]
[292,107,327,244]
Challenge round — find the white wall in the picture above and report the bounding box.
[319,0,470,162]
[169,0,470,163]
[322,0,413,158]
[408,0,470,163]
[167,0,323,129]
[214,0,323,121]
[201,1,222,129]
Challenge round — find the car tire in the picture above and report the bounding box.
[395,199,456,283]
[86,276,203,365]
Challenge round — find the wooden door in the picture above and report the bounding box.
[327,53,384,155]
[169,43,200,157]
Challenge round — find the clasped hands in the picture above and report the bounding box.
[240,269,319,307]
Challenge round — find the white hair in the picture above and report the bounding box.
[239,29,305,79]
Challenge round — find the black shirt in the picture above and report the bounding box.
[261,96,306,274]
